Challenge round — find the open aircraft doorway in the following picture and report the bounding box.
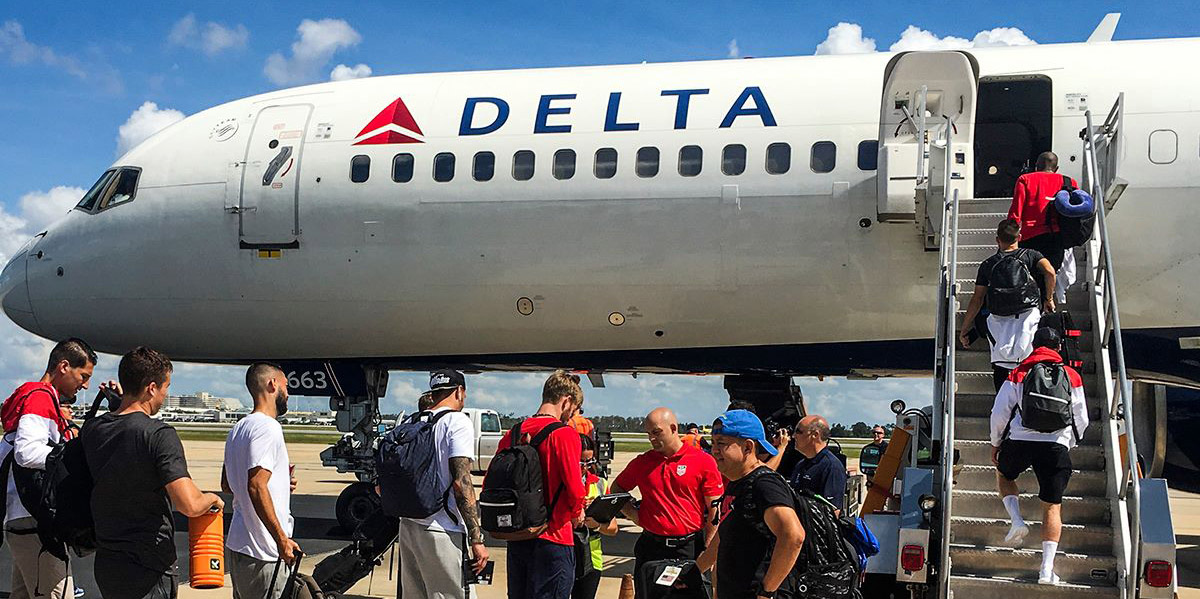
[973,75,1053,198]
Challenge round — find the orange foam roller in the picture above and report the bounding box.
[188,509,225,589]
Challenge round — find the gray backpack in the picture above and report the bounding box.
[1016,362,1080,441]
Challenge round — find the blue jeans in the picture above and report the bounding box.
[507,539,574,599]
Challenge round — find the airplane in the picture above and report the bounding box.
[2,15,1199,528]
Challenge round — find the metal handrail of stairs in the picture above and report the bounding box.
[932,116,959,599]
[1082,101,1140,599]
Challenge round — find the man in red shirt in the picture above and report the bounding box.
[1008,152,1079,271]
[611,408,723,597]
[495,371,586,599]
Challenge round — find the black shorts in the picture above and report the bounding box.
[997,439,1072,504]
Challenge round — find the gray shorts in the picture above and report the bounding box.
[398,517,468,599]
[229,550,287,599]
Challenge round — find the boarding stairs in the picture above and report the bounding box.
[928,97,1175,599]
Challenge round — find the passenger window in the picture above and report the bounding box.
[636,147,659,178]
[857,140,878,171]
[350,155,370,183]
[553,149,576,180]
[594,148,617,179]
[474,152,495,181]
[1149,130,1177,164]
[392,153,414,183]
[810,141,836,173]
[513,150,535,181]
[679,145,703,177]
[99,168,141,210]
[434,153,455,182]
[766,143,791,175]
[722,144,747,176]
[76,170,117,212]
[480,412,501,433]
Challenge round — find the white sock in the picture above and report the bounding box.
[1041,541,1059,578]
[1003,495,1025,526]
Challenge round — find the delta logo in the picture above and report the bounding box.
[353,97,424,145]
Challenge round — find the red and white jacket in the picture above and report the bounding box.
[0,382,75,525]
[989,347,1089,449]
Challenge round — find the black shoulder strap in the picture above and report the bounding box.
[506,419,526,445]
[1061,174,1075,192]
[429,409,456,423]
[85,388,112,421]
[529,421,567,448]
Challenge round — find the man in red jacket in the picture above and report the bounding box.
[1008,152,1079,271]
[496,371,586,599]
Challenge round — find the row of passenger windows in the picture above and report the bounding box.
[349,141,881,184]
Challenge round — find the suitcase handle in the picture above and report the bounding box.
[268,550,306,598]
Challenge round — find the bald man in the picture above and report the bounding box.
[611,408,723,597]
[790,415,848,513]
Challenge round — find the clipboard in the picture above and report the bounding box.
[585,492,633,523]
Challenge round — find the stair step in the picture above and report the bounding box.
[955,440,1105,472]
[953,391,1104,423]
[957,198,1015,214]
[950,544,1118,585]
[954,416,1102,444]
[955,464,1108,495]
[950,489,1110,524]
[956,350,1096,374]
[949,574,1119,598]
[950,516,1114,555]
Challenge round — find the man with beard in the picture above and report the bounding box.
[222,363,300,598]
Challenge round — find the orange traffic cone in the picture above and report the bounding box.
[619,573,634,599]
[188,507,224,589]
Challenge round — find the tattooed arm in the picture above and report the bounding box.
[450,456,489,573]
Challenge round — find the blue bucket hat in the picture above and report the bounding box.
[713,409,778,456]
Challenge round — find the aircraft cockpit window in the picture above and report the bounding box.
[857,140,878,171]
[350,155,370,183]
[434,153,456,182]
[392,153,414,183]
[594,148,617,179]
[513,150,535,181]
[636,147,659,178]
[678,145,703,177]
[766,143,791,175]
[99,168,141,210]
[722,144,746,176]
[810,141,836,173]
[75,169,117,212]
[473,152,495,181]
[553,149,576,180]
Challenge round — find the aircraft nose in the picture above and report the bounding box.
[0,250,38,336]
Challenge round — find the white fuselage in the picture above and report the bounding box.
[2,38,1197,374]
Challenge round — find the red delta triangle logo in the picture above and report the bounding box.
[353,97,424,145]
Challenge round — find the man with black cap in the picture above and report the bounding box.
[989,327,1088,585]
[396,370,488,599]
[698,409,804,599]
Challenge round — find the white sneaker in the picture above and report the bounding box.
[1004,522,1030,544]
[1038,572,1061,585]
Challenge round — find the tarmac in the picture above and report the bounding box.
[0,440,1193,598]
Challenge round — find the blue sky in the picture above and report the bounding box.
[0,1,1193,423]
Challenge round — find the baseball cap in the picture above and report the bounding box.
[1033,326,1062,350]
[429,369,466,392]
[713,409,778,456]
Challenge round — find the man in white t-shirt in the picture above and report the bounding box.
[397,370,489,599]
[221,363,300,599]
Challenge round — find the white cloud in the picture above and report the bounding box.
[329,63,371,81]
[727,39,739,58]
[168,14,249,56]
[815,22,877,55]
[116,101,185,156]
[264,18,362,86]
[969,27,1037,48]
[0,20,121,93]
[889,24,1036,52]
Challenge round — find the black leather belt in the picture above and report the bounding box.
[646,531,699,548]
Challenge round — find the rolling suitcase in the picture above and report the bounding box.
[635,559,709,599]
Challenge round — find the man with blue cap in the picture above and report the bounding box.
[696,410,805,599]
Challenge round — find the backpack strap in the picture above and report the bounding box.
[1061,174,1075,192]
[529,421,569,513]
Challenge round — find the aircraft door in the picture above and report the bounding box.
[239,104,313,248]
[876,51,977,222]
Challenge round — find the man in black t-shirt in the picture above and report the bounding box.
[82,348,223,599]
[960,219,1057,391]
[697,410,803,599]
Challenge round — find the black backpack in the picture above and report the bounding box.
[1055,175,1096,249]
[480,420,567,541]
[375,410,457,521]
[1015,362,1080,440]
[986,249,1040,316]
[1,387,111,560]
